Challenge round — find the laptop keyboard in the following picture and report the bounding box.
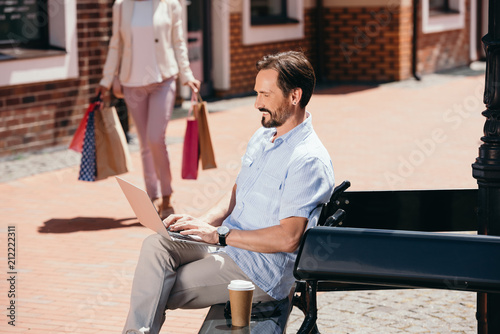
[167,228,203,241]
[168,231,194,241]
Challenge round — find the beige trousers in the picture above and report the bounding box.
[123,78,176,200]
[123,234,275,334]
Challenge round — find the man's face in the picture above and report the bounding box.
[254,69,293,128]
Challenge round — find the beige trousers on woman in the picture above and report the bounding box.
[122,234,275,334]
[123,78,176,200]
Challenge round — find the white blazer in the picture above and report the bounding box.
[99,0,195,89]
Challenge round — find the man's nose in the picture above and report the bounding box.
[254,96,263,109]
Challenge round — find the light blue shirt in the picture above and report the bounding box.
[221,113,334,300]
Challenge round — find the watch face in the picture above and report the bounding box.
[218,226,230,235]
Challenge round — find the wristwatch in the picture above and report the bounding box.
[217,226,230,246]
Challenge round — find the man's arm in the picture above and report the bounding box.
[166,184,307,252]
[224,217,308,253]
[169,214,307,253]
[163,184,236,231]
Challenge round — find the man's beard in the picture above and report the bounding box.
[260,101,293,128]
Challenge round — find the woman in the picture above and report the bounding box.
[97,0,200,219]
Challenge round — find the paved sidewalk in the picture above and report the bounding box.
[0,63,486,333]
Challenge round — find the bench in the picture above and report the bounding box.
[293,227,500,333]
[199,182,493,333]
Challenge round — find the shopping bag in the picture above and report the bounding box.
[181,94,200,180]
[78,110,97,182]
[69,100,100,153]
[193,93,217,170]
[181,119,199,179]
[94,105,132,180]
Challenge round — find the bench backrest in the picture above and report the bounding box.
[294,227,500,293]
[335,189,478,231]
[315,181,477,231]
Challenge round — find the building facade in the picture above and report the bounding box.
[0,0,487,157]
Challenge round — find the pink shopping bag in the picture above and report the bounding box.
[181,118,199,180]
[181,94,200,180]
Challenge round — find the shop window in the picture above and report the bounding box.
[423,0,464,33]
[251,0,297,25]
[0,0,78,87]
[429,0,459,16]
[243,0,303,45]
[0,0,50,50]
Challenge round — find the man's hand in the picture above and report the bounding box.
[163,214,219,244]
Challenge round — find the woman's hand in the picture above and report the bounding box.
[164,214,219,244]
[186,79,201,94]
[95,85,108,99]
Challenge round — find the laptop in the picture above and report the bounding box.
[116,176,223,247]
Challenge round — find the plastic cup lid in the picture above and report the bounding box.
[227,280,255,291]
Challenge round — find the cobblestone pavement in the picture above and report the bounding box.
[287,289,476,333]
[0,63,486,333]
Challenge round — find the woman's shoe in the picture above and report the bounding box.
[160,195,175,219]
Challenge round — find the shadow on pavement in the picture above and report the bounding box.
[436,64,486,77]
[38,217,141,233]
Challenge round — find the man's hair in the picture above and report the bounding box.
[256,51,316,108]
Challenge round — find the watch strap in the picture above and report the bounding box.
[218,227,230,246]
[219,233,227,246]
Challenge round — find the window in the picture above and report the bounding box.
[242,0,303,45]
[0,0,50,49]
[429,0,459,16]
[430,0,448,10]
[422,0,464,33]
[0,0,78,87]
[251,0,296,25]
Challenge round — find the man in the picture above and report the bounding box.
[123,51,334,334]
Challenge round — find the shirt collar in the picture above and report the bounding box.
[264,111,313,147]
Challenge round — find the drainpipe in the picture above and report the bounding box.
[476,0,484,59]
[412,0,421,80]
[316,0,325,82]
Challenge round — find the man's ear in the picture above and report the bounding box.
[291,88,303,106]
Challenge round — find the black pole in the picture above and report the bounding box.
[472,1,500,333]
[315,0,325,82]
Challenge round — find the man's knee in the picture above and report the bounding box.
[140,234,182,260]
[141,233,165,254]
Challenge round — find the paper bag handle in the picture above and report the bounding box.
[187,93,198,118]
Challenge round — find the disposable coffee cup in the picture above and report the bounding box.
[228,280,255,327]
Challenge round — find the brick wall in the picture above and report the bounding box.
[217,9,317,98]
[0,1,113,158]
[0,1,474,157]
[322,5,413,83]
[416,0,471,74]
